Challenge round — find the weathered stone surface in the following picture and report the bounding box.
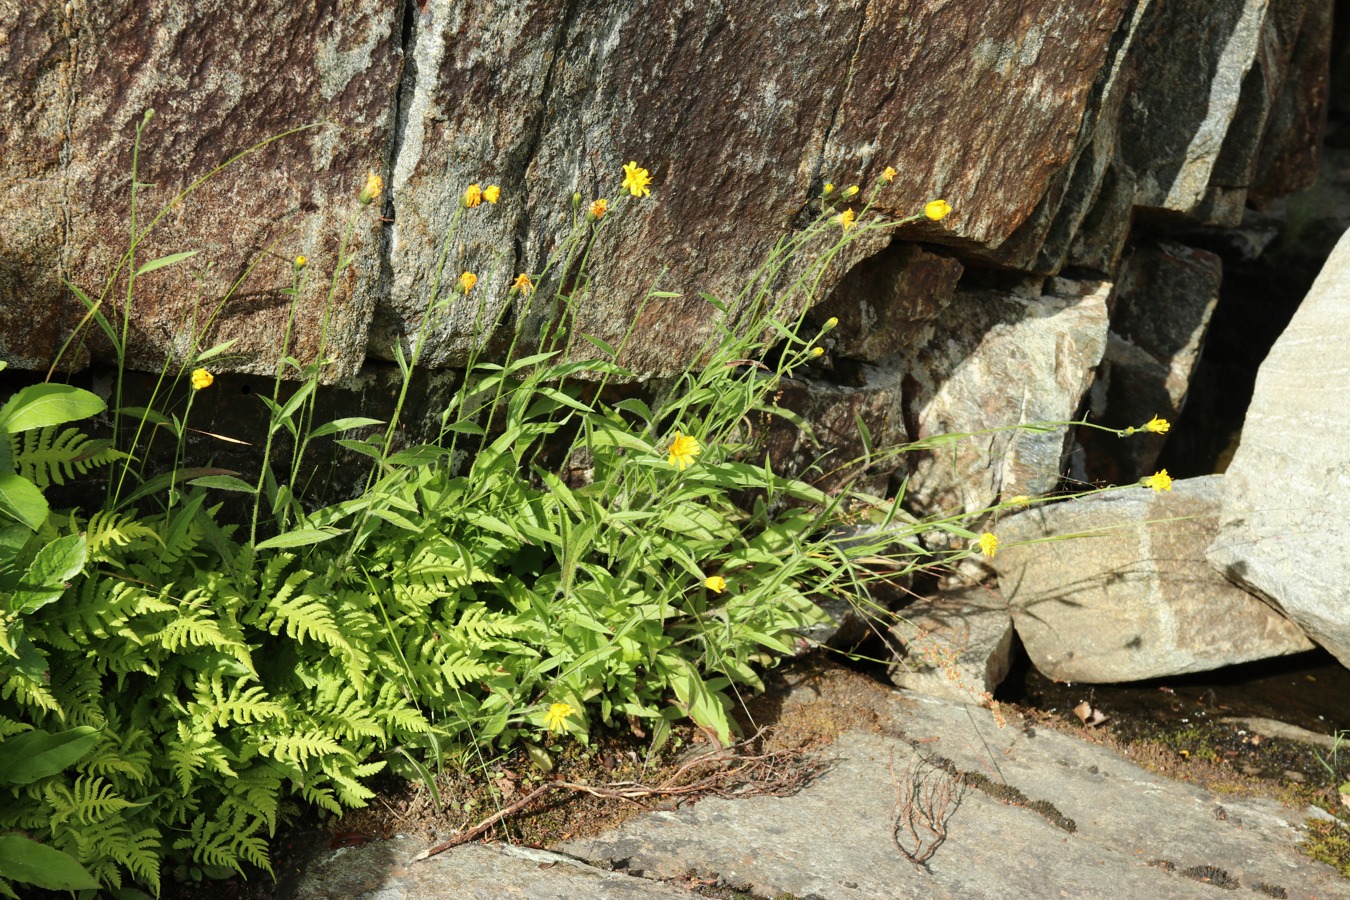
[888,586,1014,704]
[1208,227,1350,669]
[997,475,1313,683]
[0,0,401,377]
[295,838,693,900]
[6,0,1327,383]
[1083,240,1222,482]
[810,243,965,363]
[559,687,1343,900]
[901,276,1110,519]
[759,371,904,498]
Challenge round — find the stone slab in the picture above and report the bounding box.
[294,838,692,900]
[561,690,1345,899]
[996,475,1313,682]
[888,586,1015,704]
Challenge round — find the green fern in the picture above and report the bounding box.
[11,426,121,489]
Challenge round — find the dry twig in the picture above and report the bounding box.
[890,746,964,870]
[414,731,823,862]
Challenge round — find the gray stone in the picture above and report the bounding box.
[996,475,1313,682]
[560,689,1344,899]
[295,838,693,899]
[901,275,1110,519]
[1208,226,1350,669]
[888,586,1014,704]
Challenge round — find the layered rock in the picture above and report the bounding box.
[1208,227,1350,668]
[0,0,1330,386]
[995,475,1313,682]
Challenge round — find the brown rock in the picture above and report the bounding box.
[0,0,401,377]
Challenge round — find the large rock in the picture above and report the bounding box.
[0,0,1331,382]
[901,275,1110,519]
[0,0,401,377]
[1208,227,1350,668]
[996,475,1313,682]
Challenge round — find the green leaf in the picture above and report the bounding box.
[188,475,258,493]
[10,533,86,614]
[578,333,617,358]
[194,338,240,363]
[65,280,120,349]
[0,833,100,890]
[0,726,100,785]
[133,250,199,276]
[0,473,47,530]
[309,417,385,439]
[0,384,105,434]
[254,527,345,550]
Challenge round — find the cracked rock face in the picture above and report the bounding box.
[2,0,1327,380]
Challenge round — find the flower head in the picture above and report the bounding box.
[668,431,701,470]
[881,166,897,183]
[463,183,483,208]
[837,208,856,230]
[978,532,999,557]
[705,575,727,594]
[925,199,952,221]
[359,171,384,205]
[512,273,535,295]
[810,347,825,357]
[295,255,307,269]
[460,271,478,293]
[191,368,214,391]
[590,198,608,220]
[823,182,835,195]
[1143,469,1173,493]
[483,185,501,204]
[823,317,838,330]
[1142,415,1171,434]
[546,702,574,733]
[622,161,652,198]
[1008,495,1031,507]
[842,185,859,198]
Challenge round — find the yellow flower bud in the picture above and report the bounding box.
[924,199,952,221]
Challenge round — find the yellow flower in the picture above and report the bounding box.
[190,368,214,391]
[810,347,824,357]
[925,199,952,221]
[460,271,478,293]
[823,182,834,194]
[546,702,573,733]
[359,171,383,205]
[463,183,483,208]
[837,208,856,230]
[842,185,859,198]
[881,166,897,183]
[705,575,727,593]
[668,431,701,470]
[483,185,501,204]
[590,198,608,219]
[294,255,307,269]
[512,273,534,295]
[622,161,652,197]
[823,317,838,329]
[1008,495,1031,507]
[1142,415,1171,434]
[1143,469,1173,493]
[978,532,999,557]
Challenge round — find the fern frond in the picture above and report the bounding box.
[189,675,286,728]
[258,730,350,767]
[45,775,135,827]
[12,426,122,489]
[85,510,162,563]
